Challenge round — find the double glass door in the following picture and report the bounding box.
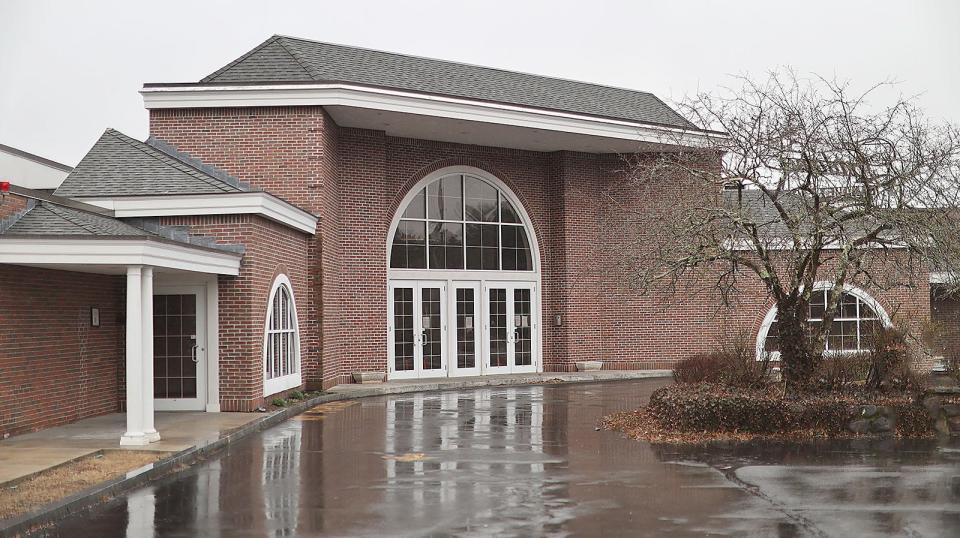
[388,280,538,379]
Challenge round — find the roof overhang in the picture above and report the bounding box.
[77,191,317,234]
[0,237,242,275]
[141,83,725,154]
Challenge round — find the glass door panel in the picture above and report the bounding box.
[513,288,533,367]
[154,287,206,411]
[391,287,415,373]
[450,283,481,377]
[488,288,509,369]
[421,286,444,371]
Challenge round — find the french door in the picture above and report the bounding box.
[153,287,207,411]
[483,282,538,374]
[388,280,538,379]
[388,281,447,380]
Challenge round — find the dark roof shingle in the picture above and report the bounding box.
[200,35,694,129]
[4,202,154,237]
[54,129,248,198]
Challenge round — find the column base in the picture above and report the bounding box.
[120,433,150,446]
[144,429,161,443]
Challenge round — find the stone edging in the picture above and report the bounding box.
[0,372,671,536]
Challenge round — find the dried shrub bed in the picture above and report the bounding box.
[0,450,167,521]
[601,383,936,444]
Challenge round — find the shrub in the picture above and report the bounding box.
[672,336,769,389]
[814,354,869,392]
[646,383,933,436]
[864,326,924,392]
[288,390,305,401]
[271,398,287,408]
[672,354,724,384]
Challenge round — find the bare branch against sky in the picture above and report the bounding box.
[0,0,958,165]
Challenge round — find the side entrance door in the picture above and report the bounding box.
[387,280,447,380]
[153,287,207,411]
[483,282,538,374]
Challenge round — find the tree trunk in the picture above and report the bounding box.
[776,301,817,393]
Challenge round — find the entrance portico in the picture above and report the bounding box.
[0,232,242,445]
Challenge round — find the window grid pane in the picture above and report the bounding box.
[389,174,533,271]
[265,284,300,380]
[766,291,882,354]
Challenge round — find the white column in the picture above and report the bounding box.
[120,266,147,445]
[142,267,160,442]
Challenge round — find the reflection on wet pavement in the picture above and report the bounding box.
[46,380,960,537]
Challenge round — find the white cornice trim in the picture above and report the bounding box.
[80,192,317,234]
[0,238,242,275]
[140,83,722,148]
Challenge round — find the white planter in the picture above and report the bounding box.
[575,361,603,372]
[352,371,385,384]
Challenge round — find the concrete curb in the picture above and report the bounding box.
[1,371,670,536]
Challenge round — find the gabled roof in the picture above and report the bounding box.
[3,201,153,237]
[54,129,248,198]
[199,35,695,129]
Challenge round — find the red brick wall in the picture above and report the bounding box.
[931,288,960,363]
[149,106,935,382]
[0,265,123,437]
[159,214,310,410]
[150,107,334,388]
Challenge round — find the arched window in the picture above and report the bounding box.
[263,275,301,395]
[759,285,889,357]
[390,173,533,271]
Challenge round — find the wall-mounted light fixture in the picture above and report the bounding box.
[90,307,100,327]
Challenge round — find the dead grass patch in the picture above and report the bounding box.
[0,450,167,521]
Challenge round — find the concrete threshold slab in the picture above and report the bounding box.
[0,371,670,535]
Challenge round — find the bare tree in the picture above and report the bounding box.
[602,70,960,391]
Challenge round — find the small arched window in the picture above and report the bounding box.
[762,287,886,355]
[264,275,301,395]
[390,173,533,271]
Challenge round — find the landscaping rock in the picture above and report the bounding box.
[857,405,878,418]
[870,416,893,433]
[848,419,871,434]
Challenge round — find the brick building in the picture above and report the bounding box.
[0,35,953,443]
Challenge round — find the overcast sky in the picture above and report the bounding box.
[1,0,958,166]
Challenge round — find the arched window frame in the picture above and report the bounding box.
[263,274,302,395]
[755,282,891,360]
[386,166,540,276]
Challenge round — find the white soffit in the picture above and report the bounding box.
[82,192,317,234]
[0,238,241,275]
[140,84,722,153]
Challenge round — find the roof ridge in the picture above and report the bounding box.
[273,34,664,98]
[41,203,103,235]
[273,36,317,80]
[202,36,283,83]
[105,129,236,193]
[146,137,249,191]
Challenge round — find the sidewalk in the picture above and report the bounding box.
[0,412,258,484]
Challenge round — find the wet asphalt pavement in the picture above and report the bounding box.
[45,380,960,537]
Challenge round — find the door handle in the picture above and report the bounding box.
[420,328,427,346]
[191,344,199,363]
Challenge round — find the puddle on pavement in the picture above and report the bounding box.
[45,380,960,537]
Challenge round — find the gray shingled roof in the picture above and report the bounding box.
[199,35,695,129]
[3,201,154,237]
[54,129,248,198]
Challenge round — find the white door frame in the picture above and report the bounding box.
[387,280,447,380]
[153,282,211,411]
[449,281,481,377]
[482,281,538,375]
